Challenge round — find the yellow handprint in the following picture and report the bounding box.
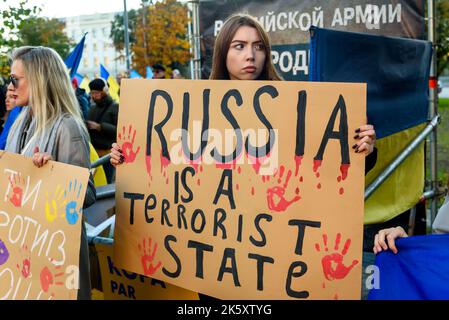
[45,185,66,222]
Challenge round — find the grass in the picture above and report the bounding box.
[440,98,449,109]
[437,99,449,187]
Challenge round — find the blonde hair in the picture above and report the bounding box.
[9,46,88,152]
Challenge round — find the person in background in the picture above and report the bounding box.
[171,69,184,79]
[5,46,96,299]
[86,78,118,183]
[72,77,90,120]
[152,63,166,79]
[0,78,7,133]
[0,86,23,150]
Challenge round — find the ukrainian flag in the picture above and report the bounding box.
[65,34,87,79]
[309,27,432,224]
[76,73,91,94]
[368,234,449,299]
[100,64,120,103]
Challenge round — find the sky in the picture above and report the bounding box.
[1,0,145,18]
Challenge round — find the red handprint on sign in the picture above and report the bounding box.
[118,125,141,163]
[138,237,162,276]
[266,166,301,212]
[16,245,31,278]
[8,173,26,207]
[315,233,358,281]
[40,259,64,297]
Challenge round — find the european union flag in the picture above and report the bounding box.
[65,33,87,79]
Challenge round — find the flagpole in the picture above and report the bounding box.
[123,0,131,72]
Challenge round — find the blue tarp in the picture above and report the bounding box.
[309,26,432,139]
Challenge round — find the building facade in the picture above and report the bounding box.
[62,12,127,79]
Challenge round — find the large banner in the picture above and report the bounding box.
[0,152,89,300]
[199,0,425,80]
[113,79,366,299]
[96,244,199,300]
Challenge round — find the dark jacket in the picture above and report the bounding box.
[75,87,90,120]
[87,95,118,150]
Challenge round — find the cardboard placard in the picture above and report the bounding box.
[96,244,199,300]
[113,79,366,299]
[0,151,89,300]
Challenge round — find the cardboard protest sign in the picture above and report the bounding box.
[0,152,89,300]
[96,244,199,300]
[113,79,366,299]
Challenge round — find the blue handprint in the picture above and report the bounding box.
[64,179,83,225]
[0,239,10,266]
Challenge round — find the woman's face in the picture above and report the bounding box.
[8,59,29,107]
[5,88,16,111]
[226,26,266,80]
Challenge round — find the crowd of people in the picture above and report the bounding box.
[0,13,442,300]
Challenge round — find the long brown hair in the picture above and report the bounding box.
[209,13,282,81]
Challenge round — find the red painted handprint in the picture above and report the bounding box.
[138,237,162,276]
[315,233,358,281]
[118,125,141,163]
[8,173,26,207]
[40,260,64,296]
[16,245,31,278]
[266,166,301,212]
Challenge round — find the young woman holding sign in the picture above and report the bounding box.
[109,13,377,301]
[209,14,378,301]
[110,14,376,165]
[6,46,96,299]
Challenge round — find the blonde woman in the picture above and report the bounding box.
[5,46,96,299]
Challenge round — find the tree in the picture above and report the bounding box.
[0,0,41,50]
[110,9,138,57]
[132,0,191,76]
[437,0,449,76]
[0,0,40,76]
[18,17,74,58]
[0,0,74,76]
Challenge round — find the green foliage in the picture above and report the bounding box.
[0,0,74,77]
[437,0,449,76]
[440,98,449,109]
[437,99,449,189]
[18,17,74,58]
[110,9,138,54]
[0,0,41,49]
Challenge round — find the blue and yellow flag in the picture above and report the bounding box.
[309,27,432,224]
[76,73,90,93]
[368,234,449,299]
[65,34,87,79]
[100,64,120,103]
